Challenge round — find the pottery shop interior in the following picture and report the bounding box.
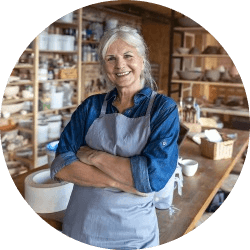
[1,1,249,246]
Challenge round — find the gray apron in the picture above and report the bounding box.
[63,91,159,249]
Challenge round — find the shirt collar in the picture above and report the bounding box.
[106,87,153,103]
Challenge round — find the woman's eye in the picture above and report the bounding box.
[107,57,115,61]
[124,55,132,58]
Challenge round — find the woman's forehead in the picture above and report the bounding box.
[106,39,137,55]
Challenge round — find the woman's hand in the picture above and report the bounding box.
[76,146,99,166]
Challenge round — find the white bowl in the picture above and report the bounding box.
[22,90,34,99]
[177,47,190,54]
[1,102,24,114]
[177,71,203,80]
[205,70,221,82]
[180,159,198,176]
[4,86,20,98]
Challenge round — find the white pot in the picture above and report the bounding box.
[48,120,62,139]
[4,86,20,99]
[50,91,64,109]
[39,31,49,50]
[22,90,34,99]
[62,35,75,51]
[39,68,48,81]
[59,12,73,23]
[48,34,63,51]
[38,123,49,144]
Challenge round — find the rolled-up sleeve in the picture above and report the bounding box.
[50,103,87,181]
[130,101,179,193]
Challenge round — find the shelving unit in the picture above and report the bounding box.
[168,11,249,119]
[1,9,83,173]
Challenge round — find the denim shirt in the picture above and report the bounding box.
[51,87,179,193]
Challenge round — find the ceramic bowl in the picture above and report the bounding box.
[177,71,203,80]
[177,17,200,27]
[4,86,20,99]
[179,159,199,176]
[1,102,24,114]
[22,90,34,99]
[205,70,221,82]
[177,47,190,54]
[189,47,200,55]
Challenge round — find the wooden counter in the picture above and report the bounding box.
[12,128,249,244]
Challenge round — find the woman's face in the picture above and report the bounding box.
[104,39,144,90]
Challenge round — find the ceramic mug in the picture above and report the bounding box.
[179,159,199,177]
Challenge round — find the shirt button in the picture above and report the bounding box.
[162,141,167,146]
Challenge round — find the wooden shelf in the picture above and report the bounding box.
[171,79,244,87]
[53,21,78,28]
[174,27,207,33]
[201,106,249,117]
[2,98,33,105]
[39,50,77,54]
[38,105,78,115]
[7,80,34,86]
[82,40,99,45]
[14,64,33,69]
[172,54,230,58]
[82,61,100,65]
[39,78,77,83]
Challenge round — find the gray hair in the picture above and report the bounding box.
[97,26,158,91]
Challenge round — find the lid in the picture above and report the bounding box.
[46,141,59,152]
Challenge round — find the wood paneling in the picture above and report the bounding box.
[141,19,170,92]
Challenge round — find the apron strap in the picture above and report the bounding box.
[100,92,110,117]
[146,91,157,116]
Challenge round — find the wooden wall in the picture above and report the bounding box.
[141,19,170,93]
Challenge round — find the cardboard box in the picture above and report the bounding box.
[200,135,234,160]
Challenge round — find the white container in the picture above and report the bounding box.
[59,12,73,23]
[179,159,199,177]
[62,35,75,51]
[39,68,48,81]
[4,86,20,99]
[39,31,49,50]
[24,169,73,213]
[38,123,49,144]
[48,120,62,139]
[50,91,64,109]
[37,154,48,167]
[48,34,62,51]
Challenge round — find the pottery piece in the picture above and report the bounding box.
[48,120,62,139]
[202,46,219,54]
[189,47,200,55]
[1,102,24,114]
[50,91,64,109]
[22,90,34,99]
[221,69,232,82]
[179,159,199,176]
[177,17,200,27]
[177,47,190,54]
[4,86,20,99]
[205,70,221,82]
[218,46,227,55]
[177,70,203,80]
[38,122,49,144]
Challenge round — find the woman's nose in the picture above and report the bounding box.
[115,57,125,69]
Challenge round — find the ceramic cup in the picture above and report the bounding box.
[180,159,199,177]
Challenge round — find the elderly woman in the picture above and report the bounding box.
[51,26,179,249]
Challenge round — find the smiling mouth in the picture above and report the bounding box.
[116,71,131,77]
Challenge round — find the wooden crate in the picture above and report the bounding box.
[59,68,77,79]
[200,136,234,160]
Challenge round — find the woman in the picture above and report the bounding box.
[51,26,179,249]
